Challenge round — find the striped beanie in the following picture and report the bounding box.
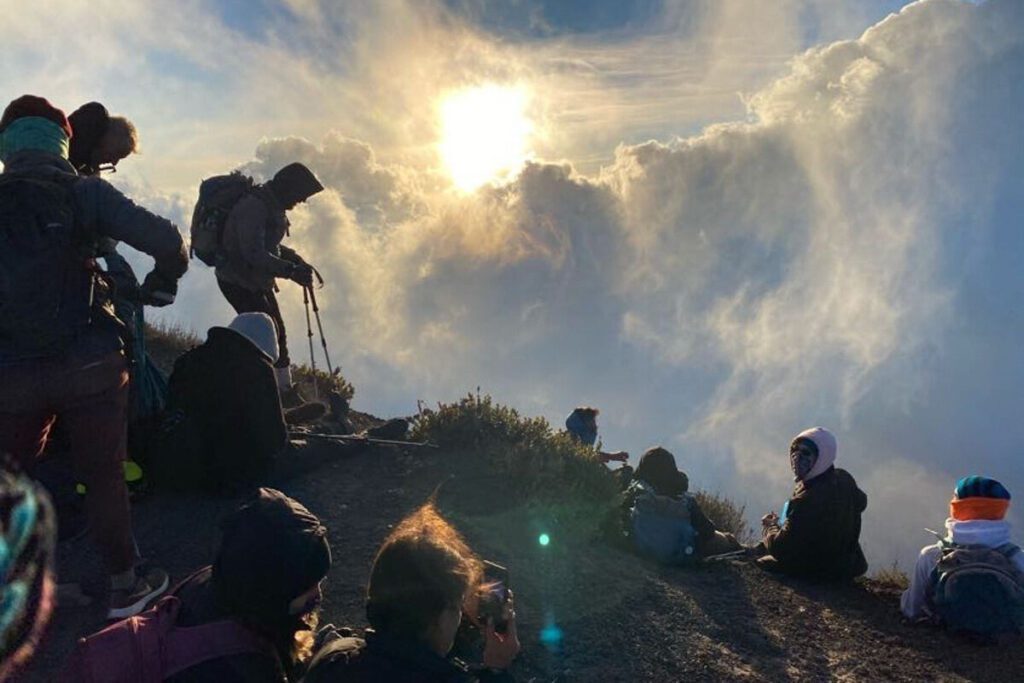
[950,475,1011,521]
[0,466,57,681]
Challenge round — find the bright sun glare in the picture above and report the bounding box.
[439,85,533,192]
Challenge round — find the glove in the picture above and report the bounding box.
[140,269,178,307]
[288,262,315,288]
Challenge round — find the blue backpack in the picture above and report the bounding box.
[628,481,698,565]
[929,541,1024,638]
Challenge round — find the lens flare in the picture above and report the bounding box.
[538,533,551,546]
[438,85,533,191]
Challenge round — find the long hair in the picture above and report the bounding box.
[366,502,482,641]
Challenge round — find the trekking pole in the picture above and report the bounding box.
[302,286,318,400]
[289,431,439,449]
[306,286,335,376]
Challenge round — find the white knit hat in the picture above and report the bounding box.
[794,426,837,481]
[219,312,279,363]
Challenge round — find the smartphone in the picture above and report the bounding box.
[480,560,511,633]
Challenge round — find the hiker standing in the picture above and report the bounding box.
[755,427,868,581]
[0,95,187,618]
[901,476,1024,638]
[212,163,324,399]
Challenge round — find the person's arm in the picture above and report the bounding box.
[228,196,296,279]
[687,496,718,542]
[762,496,814,565]
[278,244,305,264]
[84,178,187,280]
[248,365,287,450]
[901,545,940,619]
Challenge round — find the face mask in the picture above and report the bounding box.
[790,441,818,481]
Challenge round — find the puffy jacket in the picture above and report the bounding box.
[0,150,187,362]
[762,466,868,581]
[215,188,295,292]
[158,327,287,491]
[304,629,513,683]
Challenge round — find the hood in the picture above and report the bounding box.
[266,162,323,209]
[213,488,331,622]
[794,426,837,482]
[944,517,1013,548]
[635,447,688,497]
[213,312,279,363]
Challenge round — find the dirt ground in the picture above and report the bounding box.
[19,441,1024,682]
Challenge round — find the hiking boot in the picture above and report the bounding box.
[107,567,169,620]
[285,401,327,425]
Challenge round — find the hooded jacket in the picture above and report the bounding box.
[901,518,1024,620]
[215,164,322,292]
[762,466,869,580]
[0,151,187,363]
[159,327,287,490]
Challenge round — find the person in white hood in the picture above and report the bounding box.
[901,476,1024,622]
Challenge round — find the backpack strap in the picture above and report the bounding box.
[161,617,274,679]
[998,544,1022,561]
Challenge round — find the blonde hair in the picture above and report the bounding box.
[107,116,138,154]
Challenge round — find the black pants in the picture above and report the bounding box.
[216,279,289,368]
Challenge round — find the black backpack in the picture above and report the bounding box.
[189,173,254,266]
[0,172,97,356]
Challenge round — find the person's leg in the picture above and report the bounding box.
[0,360,57,469]
[58,351,168,617]
[262,289,289,369]
[217,277,260,316]
[59,353,136,575]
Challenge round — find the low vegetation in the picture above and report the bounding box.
[410,392,618,505]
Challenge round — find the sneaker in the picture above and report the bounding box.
[107,567,169,620]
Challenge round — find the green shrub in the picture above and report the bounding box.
[292,365,355,405]
[410,392,618,504]
[693,490,753,543]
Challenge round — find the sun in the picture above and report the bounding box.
[438,85,533,192]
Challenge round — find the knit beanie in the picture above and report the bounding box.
[213,488,331,622]
[950,475,1011,521]
[267,162,324,209]
[218,312,279,363]
[792,427,837,482]
[0,466,56,681]
[67,102,110,173]
[635,447,689,498]
[0,95,72,137]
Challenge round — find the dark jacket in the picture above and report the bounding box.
[762,466,868,581]
[0,151,187,363]
[166,567,287,683]
[304,629,512,683]
[159,327,287,490]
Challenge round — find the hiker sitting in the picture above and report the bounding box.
[565,406,629,465]
[0,464,56,682]
[901,476,1024,639]
[756,427,868,581]
[0,95,187,619]
[617,447,740,561]
[154,313,323,493]
[213,162,324,401]
[68,488,331,682]
[304,502,520,682]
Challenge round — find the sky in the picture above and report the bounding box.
[2,0,1021,569]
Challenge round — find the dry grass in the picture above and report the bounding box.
[871,562,910,591]
[693,490,754,543]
